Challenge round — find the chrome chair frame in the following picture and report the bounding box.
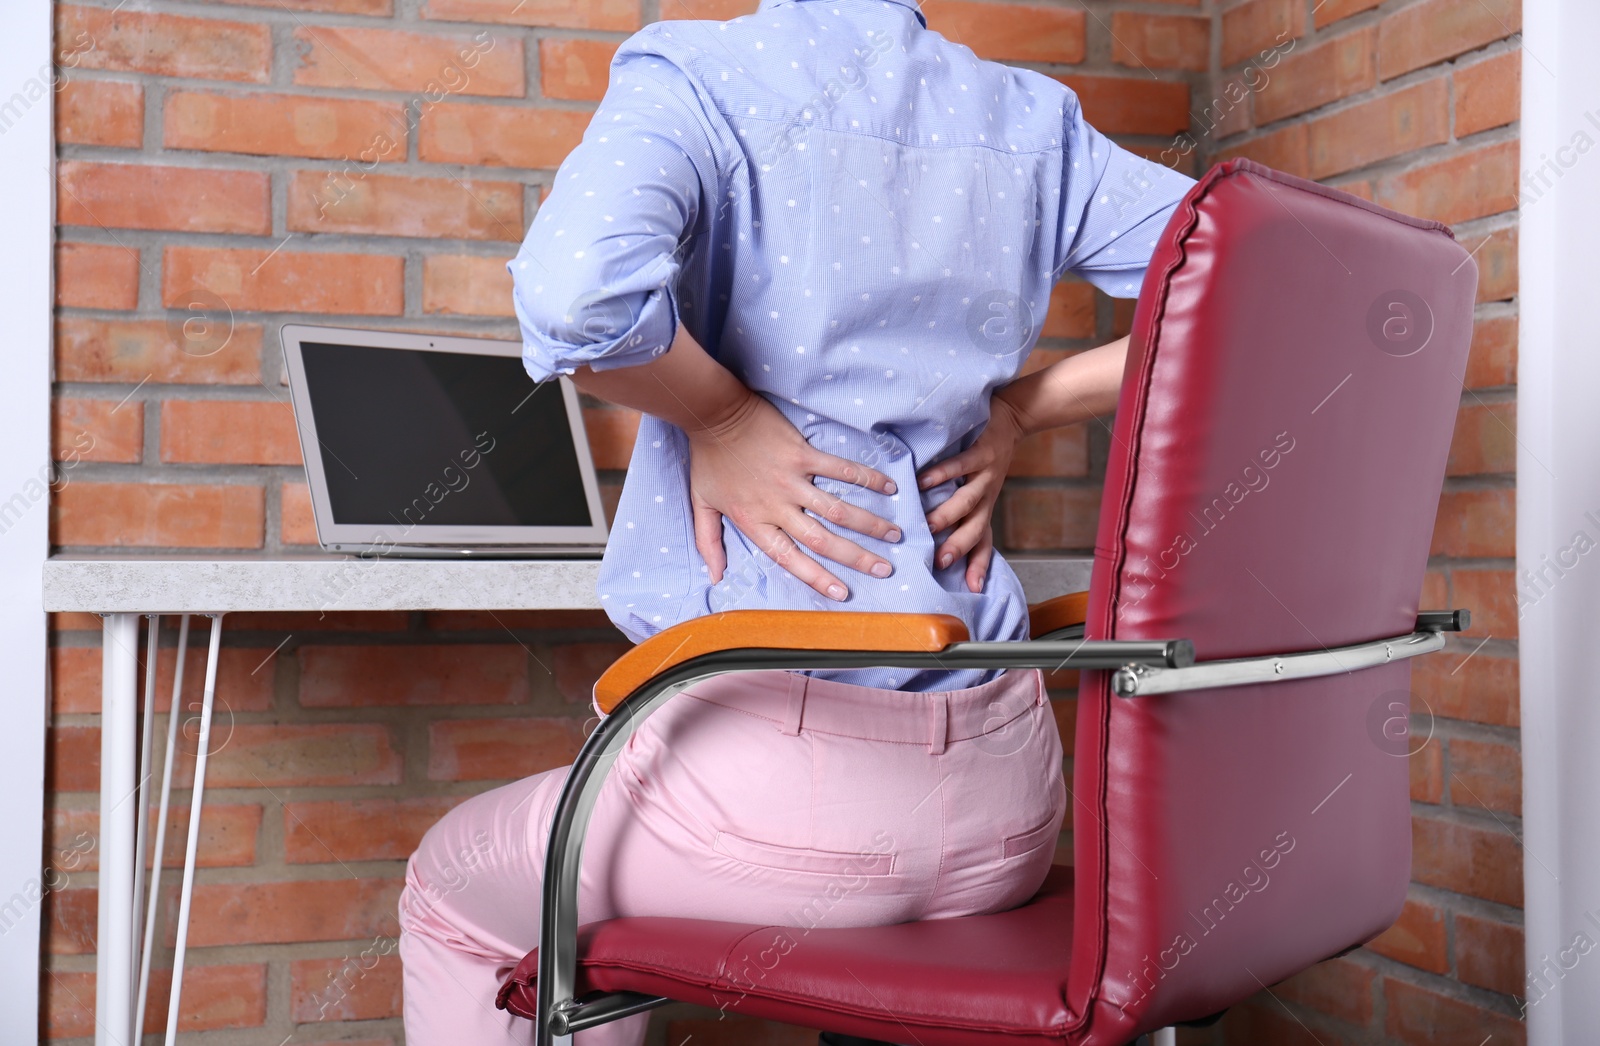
[530,611,1466,1044]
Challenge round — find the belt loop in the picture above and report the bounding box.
[780,672,807,736]
[928,691,948,754]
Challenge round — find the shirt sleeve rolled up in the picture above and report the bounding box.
[1051,92,1196,299]
[509,42,722,383]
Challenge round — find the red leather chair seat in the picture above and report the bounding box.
[498,866,1076,1046]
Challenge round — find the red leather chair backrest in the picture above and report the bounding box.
[1069,159,1477,1040]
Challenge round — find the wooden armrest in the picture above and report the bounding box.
[593,610,969,714]
[1028,591,1089,639]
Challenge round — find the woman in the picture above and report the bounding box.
[399,0,1194,1042]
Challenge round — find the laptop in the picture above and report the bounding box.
[280,324,610,557]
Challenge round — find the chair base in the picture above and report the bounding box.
[819,1033,902,1046]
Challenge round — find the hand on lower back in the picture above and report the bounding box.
[686,389,903,602]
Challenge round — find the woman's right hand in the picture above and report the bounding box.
[685,389,902,602]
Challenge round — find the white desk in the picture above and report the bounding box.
[43,552,1092,1046]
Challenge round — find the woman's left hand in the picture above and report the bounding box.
[915,393,1029,593]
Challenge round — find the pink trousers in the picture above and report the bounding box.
[398,667,1065,1045]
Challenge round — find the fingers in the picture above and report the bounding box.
[802,485,902,544]
[932,494,998,571]
[754,524,852,602]
[924,478,989,536]
[965,530,994,593]
[809,451,898,497]
[785,508,893,585]
[692,501,727,584]
[917,445,981,490]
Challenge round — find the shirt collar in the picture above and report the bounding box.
[757,0,927,29]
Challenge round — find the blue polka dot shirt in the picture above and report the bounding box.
[509,0,1193,692]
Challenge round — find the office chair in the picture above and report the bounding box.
[495,158,1479,1044]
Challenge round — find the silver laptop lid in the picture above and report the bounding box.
[280,324,610,552]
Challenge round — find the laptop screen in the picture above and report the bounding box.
[298,340,595,530]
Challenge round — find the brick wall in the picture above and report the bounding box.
[44,0,1195,1041]
[1191,0,1524,1043]
[45,0,1521,1041]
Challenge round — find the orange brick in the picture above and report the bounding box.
[1453,569,1516,639]
[1111,12,1208,72]
[1009,426,1089,478]
[1217,122,1310,178]
[55,317,264,385]
[1308,77,1449,179]
[161,400,302,465]
[999,487,1100,550]
[1055,75,1192,137]
[177,878,404,947]
[49,804,262,871]
[422,254,516,316]
[293,26,524,97]
[1254,26,1375,126]
[1411,814,1522,907]
[1220,0,1306,68]
[1412,648,1518,727]
[44,888,97,955]
[52,641,274,715]
[280,481,320,546]
[1410,738,1442,802]
[55,241,140,310]
[188,723,403,788]
[212,0,392,10]
[662,1016,816,1046]
[1041,281,1096,340]
[1456,49,1520,137]
[1314,0,1382,30]
[1430,487,1514,558]
[1366,896,1448,973]
[226,610,410,632]
[284,796,463,864]
[53,482,264,549]
[47,726,99,793]
[291,951,403,1022]
[550,640,633,704]
[1272,956,1375,1027]
[53,398,142,463]
[1462,226,1517,303]
[1455,912,1524,996]
[56,6,271,83]
[58,161,270,235]
[1466,314,1516,389]
[920,1,1087,63]
[288,171,522,241]
[419,102,590,169]
[656,0,758,17]
[540,38,619,102]
[1450,735,1521,816]
[1198,72,1253,139]
[421,0,640,31]
[49,613,103,632]
[1446,401,1515,476]
[425,610,614,632]
[1378,0,1521,82]
[55,78,142,147]
[298,644,530,707]
[583,407,641,471]
[1383,977,1526,1046]
[428,716,586,780]
[164,89,407,162]
[162,246,405,316]
[44,964,268,1039]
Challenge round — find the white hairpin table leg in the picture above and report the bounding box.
[137,614,190,1046]
[164,614,223,1046]
[95,613,141,1046]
